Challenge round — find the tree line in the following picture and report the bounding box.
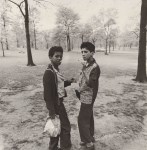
[0,0,146,82]
[0,0,128,57]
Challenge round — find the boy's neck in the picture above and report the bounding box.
[51,63,59,70]
[87,57,94,64]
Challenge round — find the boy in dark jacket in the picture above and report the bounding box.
[43,46,74,150]
[77,42,100,150]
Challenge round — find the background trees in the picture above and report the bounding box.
[56,7,79,51]
[0,0,11,56]
[0,0,145,84]
[29,7,40,50]
[11,14,25,48]
[98,9,118,54]
[52,26,66,48]
[78,24,92,43]
[1,1,139,55]
[8,0,35,66]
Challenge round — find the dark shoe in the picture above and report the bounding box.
[86,142,94,150]
[78,146,85,150]
[91,137,95,143]
[80,141,86,146]
[61,145,72,150]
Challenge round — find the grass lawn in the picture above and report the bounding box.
[0,48,147,150]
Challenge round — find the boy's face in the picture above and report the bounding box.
[50,52,63,66]
[81,48,94,61]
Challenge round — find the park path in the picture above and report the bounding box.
[0,83,49,150]
[0,50,147,150]
[0,77,147,150]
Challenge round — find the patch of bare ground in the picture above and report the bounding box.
[0,50,147,150]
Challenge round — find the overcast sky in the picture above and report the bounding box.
[8,0,141,32]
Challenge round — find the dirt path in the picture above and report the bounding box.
[92,76,147,150]
[0,75,147,150]
[0,84,47,150]
[0,50,147,150]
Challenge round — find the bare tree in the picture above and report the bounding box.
[29,7,40,50]
[132,24,140,39]
[43,31,51,49]
[103,18,116,54]
[0,37,5,57]
[56,7,79,51]
[108,28,119,52]
[11,14,25,48]
[78,24,92,43]
[8,0,35,66]
[135,0,147,82]
[98,9,117,55]
[0,0,10,50]
[52,26,66,47]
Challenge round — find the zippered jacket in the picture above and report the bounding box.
[79,59,100,104]
[43,64,71,118]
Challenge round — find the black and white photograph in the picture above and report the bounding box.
[0,0,147,150]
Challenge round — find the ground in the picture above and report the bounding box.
[0,48,147,150]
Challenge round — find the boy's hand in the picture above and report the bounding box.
[75,90,80,100]
[49,115,55,119]
[68,78,76,83]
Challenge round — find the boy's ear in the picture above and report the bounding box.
[49,56,52,59]
[91,52,94,55]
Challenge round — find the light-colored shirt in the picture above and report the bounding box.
[53,67,66,98]
[79,62,97,104]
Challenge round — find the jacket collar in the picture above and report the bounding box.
[86,58,96,67]
[48,63,59,71]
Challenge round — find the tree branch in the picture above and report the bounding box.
[8,0,19,6]
[8,0,25,18]
[20,0,25,7]
[34,0,58,7]
[132,31,139,39]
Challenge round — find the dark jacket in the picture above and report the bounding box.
[43,64,71,118]
[87,59,100,102]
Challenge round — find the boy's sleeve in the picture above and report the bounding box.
[43,70,55,119]
[64,80,71,87]
[87,65,100,88]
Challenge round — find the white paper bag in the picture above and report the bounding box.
[43,115,61,137]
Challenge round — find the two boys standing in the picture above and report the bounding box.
[43,42,100,150]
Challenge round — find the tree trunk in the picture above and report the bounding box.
[113,41,115,51]
[6,38,9,50]
[105,38,108,55]
[135,0,147,82]
[31,41,34,48]
[109,41,111,53]
[46,43,49,49]
[1,40,5,57]
[2,15,9,50]
[16,38,20,48]
[71,38,74,50]
[82,35,84,43]
[33,22,37,50]
[24,0,35,66]
[67,34,71,51]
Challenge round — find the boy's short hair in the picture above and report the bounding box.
[48,46,63,57]
[80,42,95,52]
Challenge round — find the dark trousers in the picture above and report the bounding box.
[49,102,71,150]
[78,103,94,143]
